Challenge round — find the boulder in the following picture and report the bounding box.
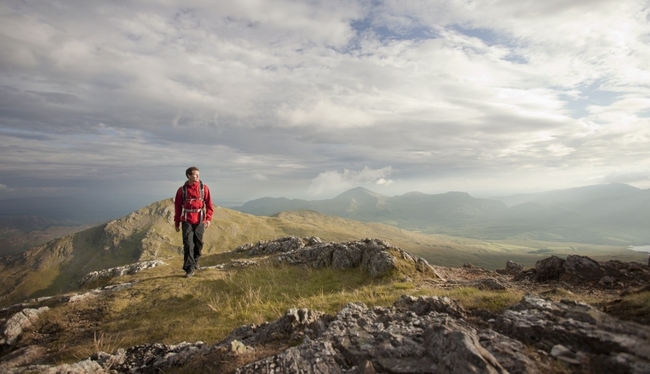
[534,255,565,282]
[560,255,607,284]
[1,307,49,346]
[495,294,650,373]
[496,260,523,276]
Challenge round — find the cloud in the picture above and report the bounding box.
[308,166,393,196]
[602,171,650,185]
[0,0,649,210]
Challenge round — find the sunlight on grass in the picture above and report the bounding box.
[46,260,528,364]
[438,287,524,312]
[73,332,125,360]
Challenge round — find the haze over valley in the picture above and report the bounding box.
[235,183,650,246]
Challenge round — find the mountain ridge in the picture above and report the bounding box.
[3,196,648,308]
[233,183,650,245]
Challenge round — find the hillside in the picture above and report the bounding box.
[2,198,648,309]
[0,216,90,256]
[234,184,650,245]
[236,187,507,230]
[1,236,649,373]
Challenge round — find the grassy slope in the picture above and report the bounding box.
[36,248,649,368]
[34,249,526,365]
[1,199,647,307]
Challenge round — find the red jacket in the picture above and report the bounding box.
[174,181,214,227]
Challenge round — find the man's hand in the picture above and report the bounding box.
[175,226,180,232]
[204,221,211,228]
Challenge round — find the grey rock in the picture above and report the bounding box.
[237,237,439,279]
[69,282,135,303]
[1,307,49,346]
[0,346,48,369]
[560,255,607,284]
[478,329,539,374]
[494,294,650,373]
[514,254,650,290]
[2,359,106,374]
[235,236,309,255]
[474,278,508,291]
[15,292,650,374]
[80,260,167,286]
[535,255,565,282]
[235,297,511,374]
[496,260,523,276]
[393,294,466,319]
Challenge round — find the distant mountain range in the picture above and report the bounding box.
[3,189,649,307]
[233,183,650,245]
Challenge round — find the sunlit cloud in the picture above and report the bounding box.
[308,166,393,196]
[0,0,648,209]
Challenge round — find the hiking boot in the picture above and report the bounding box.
[185,270,195,278]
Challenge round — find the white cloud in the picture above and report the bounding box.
[308,166,393,196]
[602,170,650,185]
[277,99,375,128]
[0,0,649,209]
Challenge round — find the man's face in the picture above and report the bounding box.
[187,171,200,184]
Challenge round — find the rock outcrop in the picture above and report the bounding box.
[495,260,523,276]
[514,255,650,289]
[79,260,167,287]
[12,293,648,373]
[2,239,649,373]
[235,236,439,278]
[494,295,650,372]
[0,307,49,347]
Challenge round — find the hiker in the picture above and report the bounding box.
[174,166,214,278]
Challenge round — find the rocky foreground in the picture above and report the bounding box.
[1,237,649,373]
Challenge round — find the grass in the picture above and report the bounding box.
[33,252,468,363]
[32,247,617,363]
[438,287,525,313]
[8,200,650,369]
[101,260,421,346]
[73,332,125,360]
[23,245,650,372]
[5,201,649,308]
[602,289,650,325]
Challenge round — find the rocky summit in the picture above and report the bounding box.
[1,237,649,373]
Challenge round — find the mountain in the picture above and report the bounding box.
[493,183,642,207]
[2,198,649,372]
[487,185,650,244]
[0,198,498,306]
[237,187,507,230]
[234,184,650,245]
[4,197,648,308]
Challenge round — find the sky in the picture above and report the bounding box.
[1,0,650,213]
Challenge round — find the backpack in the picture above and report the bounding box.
[181,181,205,223]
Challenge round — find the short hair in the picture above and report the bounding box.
[185,166,200,177]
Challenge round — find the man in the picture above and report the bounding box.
[174,166,214,278]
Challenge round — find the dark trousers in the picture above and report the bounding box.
[182,222,204,273]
